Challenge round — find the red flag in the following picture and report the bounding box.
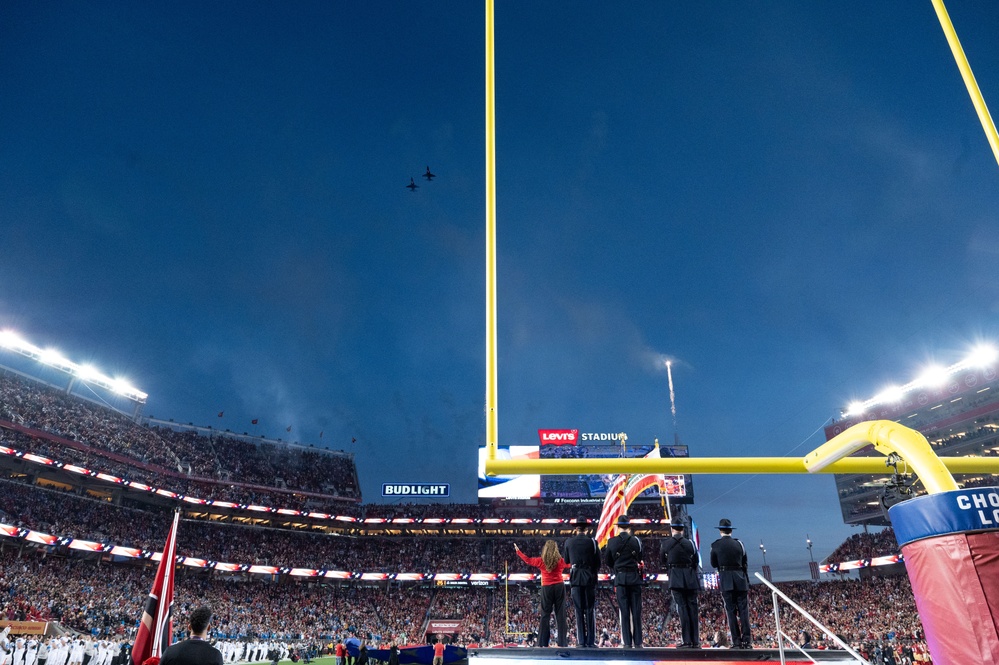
[251,419,259,425]
[217,411,224,418]
[131,511,180,665]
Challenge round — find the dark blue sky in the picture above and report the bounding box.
[2,2,998,578]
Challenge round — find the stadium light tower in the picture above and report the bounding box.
[806,535,814,563]
[759,541,767,567]
[0,328,147,418]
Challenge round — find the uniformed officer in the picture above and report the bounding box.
[709,518,752,649]
[564,516,601,648]
[662,520,700,648]
[603,514,643,648]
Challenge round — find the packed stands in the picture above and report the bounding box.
[0,542,928,656]
[0,372,360,505]
[0,362,934,659]
[825,529,899,564]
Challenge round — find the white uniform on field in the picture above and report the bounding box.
[23,640,38,665]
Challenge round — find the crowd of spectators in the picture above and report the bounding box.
[0,373,360,504]
[487,575,927,655]
[0,478,494,572]
[2,474,919,576]
[2,540,930,655]
[825,529,899,564]
[0,473,932,657]
[426,589,490,645]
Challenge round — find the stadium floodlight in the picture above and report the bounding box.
[916,364,949,389]
[965,344,998,369]
[39,348,73,371]
[75,365,101,382]
[0,328,147,403]
[0,330,25,349]
[844,401,866,417]
[842,341,998,416]
[873,385,905,404]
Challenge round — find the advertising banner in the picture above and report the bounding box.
[0,621,48,635]
[382,483,450,498]
[890,487,999,546]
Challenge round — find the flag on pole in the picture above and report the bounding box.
[130,510,180,665]
[594,474,630,547]
[594,446,668,547]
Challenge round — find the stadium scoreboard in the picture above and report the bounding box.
[477,434,694,504]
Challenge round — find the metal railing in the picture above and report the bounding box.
[754,573,871,665]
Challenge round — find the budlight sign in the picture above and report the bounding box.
[382,483,450,498]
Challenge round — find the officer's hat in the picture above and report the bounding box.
[716,518,735,530]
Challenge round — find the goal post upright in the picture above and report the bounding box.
[485,0,499,463]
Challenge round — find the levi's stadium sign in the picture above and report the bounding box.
[382,483,450,497]
[538,429,628,445]
[538,429,578,445]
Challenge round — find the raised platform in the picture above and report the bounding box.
[467,646,860,664]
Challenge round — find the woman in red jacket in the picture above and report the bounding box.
[515,541,570,647]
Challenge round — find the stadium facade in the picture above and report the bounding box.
[828,358,999,526]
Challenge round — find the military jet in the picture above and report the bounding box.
[406,177,419,191]
[423,166,436,181]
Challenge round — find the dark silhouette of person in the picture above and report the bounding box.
[159,607,223,665]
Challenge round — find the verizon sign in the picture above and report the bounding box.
[538,429,578,446]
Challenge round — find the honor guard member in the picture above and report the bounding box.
[564,516,601,648]
[662,520,700,648]
[604,514,644,648]
[709,518,752,649]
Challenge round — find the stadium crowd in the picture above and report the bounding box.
[0,374,359,503]
[0,367,949,662]
[825,529,899,564]
[0,478,494,573]
[0,543,931,659]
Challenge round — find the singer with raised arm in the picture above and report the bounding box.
[514,541,570,647]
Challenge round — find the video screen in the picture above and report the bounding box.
[477,445,541,499]
[540,443,693,504]
[477,443,693,504]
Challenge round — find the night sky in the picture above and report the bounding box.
[2,2,998,579]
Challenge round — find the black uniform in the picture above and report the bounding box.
[564,531,601,647]
[709,535,751,648]
[604,531,643,648]
[160,639,224,665]
[662,532,700,647]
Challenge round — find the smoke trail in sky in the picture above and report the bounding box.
[666,360,677,431]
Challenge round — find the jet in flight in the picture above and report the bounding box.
[407,177,419,191]
[423,166,436,181]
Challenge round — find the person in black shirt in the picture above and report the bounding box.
[159,607,223,665]
[603,515,643,648]
[563,516,601,648]
[709,519,752,649]
[662,520,700,648]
